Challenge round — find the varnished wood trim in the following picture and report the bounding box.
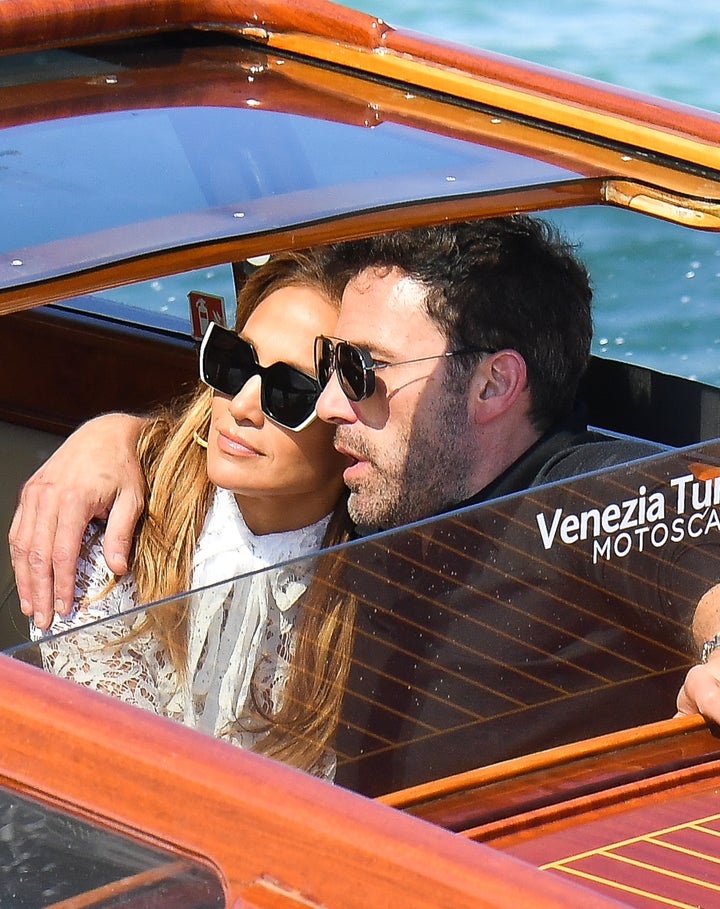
[0,654,625,909]
[466,754,720,847]
[381,714,709,809]
[0,307,197,433]
[0,0,381,55]
[0,184,599,317]
[1,0,718,172]
[379,28,720,154]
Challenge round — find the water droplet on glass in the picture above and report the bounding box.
[11,259,23,266]
[105,75,118,85]
[490,117,502,124]
[445,175,456,182]
[614,337,625,346]
[233,212,245,219]
[685,271,696,279]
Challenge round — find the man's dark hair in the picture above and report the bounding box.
[326,216,593,431]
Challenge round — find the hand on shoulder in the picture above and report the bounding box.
[9,412,147,629]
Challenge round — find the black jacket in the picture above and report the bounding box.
[333,427,720,795]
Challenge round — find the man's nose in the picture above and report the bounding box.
[316,370,357,425]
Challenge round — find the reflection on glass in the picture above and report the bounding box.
[0,786,223,908]
[11,439,720,796]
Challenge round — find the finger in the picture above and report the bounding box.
[9,482,58,629]
[46,490,98,619]
[8,498,22,573]
[9,499,34,613]
[676,663,720,722]
[102,490,144,576]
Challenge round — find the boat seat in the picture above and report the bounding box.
[0,421,63,650]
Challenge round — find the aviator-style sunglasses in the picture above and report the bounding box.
[200,321,321,431]
[315,335,490,402]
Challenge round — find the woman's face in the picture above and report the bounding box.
[205,285,349,535]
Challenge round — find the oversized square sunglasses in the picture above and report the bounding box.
[199,321,321,431]
[314,335,491,402]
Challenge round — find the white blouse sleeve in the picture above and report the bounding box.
[31,524,167,714]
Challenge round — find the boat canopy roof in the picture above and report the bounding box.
[0,37,581,290]
[1,25,719,308]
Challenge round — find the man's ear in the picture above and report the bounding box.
[470,350,528,424]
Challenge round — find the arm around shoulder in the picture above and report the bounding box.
[9,411,149,630]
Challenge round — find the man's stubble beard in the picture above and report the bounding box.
[335,388,475,533]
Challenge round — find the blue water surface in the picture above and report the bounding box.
[345,0,720,386]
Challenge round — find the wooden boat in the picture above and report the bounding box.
[1,0,720,905]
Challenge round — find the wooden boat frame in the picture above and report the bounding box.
[2,1,720,906]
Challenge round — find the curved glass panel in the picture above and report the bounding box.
[34,205,720,389]
[0,787,224,908]
[0,36,581,290]
[10,438,720,796]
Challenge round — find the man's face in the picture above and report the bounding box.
[315,267,477,531]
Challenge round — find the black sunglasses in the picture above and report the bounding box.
[315,335,490,402]
[200,321,320,431]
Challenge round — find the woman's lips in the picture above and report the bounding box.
[216,429,262,457]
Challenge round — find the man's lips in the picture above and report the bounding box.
[334,442,362,464]
[335,444,369,481]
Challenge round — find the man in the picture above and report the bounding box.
[303,221,720,791]
[10,217,720,787]
[13,217,641,617]
[313,219,654,529]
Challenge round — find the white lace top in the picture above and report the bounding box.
[32,488,333,776]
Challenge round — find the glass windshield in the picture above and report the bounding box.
[10,438,720,796]
[0,36,579,292]
[0,786,223,908]
[41,205,720,387]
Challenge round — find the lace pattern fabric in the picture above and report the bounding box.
[33,488,333,777]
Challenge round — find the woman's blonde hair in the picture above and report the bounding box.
[129,249,355,772]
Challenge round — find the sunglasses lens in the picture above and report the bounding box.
[201,323,318,430]
[336,343,369,401]
[201,325,256,396]
[263,363,320,430]
[315,336,334,388]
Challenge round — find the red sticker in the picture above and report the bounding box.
[188,290,226,340]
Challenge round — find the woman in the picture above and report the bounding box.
[33,249,355,778]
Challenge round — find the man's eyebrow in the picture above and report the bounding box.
[350,340,400,361]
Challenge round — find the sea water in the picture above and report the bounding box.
[119,2,719,386]
[347,0,720,386]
